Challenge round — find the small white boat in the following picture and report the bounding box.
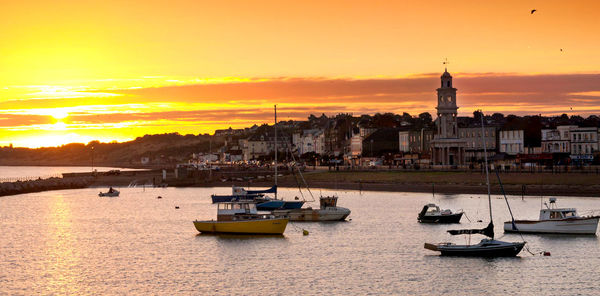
[504,197,600,235]
[99,187,120,197]
[273,196,350,221]
[418,203,463,223]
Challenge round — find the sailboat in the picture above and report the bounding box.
[272,137,351,221]
[253,105,305,210]
[424,112,525,257]
[208,106,304,210]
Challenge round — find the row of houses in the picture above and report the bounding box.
[203,122,599,167]
[205,70,599,166]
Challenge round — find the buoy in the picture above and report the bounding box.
[302,229,309,235]
[349,218,352,221]
[477,220,483,222]
[543,251,551,256]
[175,206,179,209]
[157,196,162,199]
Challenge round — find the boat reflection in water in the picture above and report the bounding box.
[193,201,288,235]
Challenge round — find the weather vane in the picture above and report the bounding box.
[443,58,449,71]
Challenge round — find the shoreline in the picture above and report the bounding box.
[3,169,600,197]
[173,180,600,197]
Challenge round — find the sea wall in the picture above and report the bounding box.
[0,177,93,197]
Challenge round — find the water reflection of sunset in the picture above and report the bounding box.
[43,195,81,295]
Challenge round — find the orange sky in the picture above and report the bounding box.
[1,1,599,147]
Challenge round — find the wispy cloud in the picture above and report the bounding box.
[1,72,600,147]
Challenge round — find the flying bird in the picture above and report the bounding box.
[531,9,536,14]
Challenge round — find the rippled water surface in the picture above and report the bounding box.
[2,186,600,295]
[0,166,145,180]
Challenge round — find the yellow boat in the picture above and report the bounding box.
[193,201,289,234]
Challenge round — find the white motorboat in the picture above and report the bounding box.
[99,187,120,197]
[418,203,463,223]
[504,197,600,235]
[273,196,351,221]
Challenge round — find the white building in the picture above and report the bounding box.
[292,129,326,155]
[499,130,524,155]
[350,134,363,157]
[242,132,292,161]
[542,125,576,153]
[570,127,599,162]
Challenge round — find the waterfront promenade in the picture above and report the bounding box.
[2,165,599,197]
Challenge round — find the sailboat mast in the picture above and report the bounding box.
[480,111,493,222]
[274,104,278,199]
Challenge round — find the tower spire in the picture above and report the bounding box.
[443,58,449,72]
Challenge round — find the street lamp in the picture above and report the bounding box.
[91,146,95,173]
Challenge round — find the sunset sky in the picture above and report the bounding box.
[1,0,599,147]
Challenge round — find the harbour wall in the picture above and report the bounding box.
[0,177,94,197]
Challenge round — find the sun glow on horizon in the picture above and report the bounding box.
[1,1,600,148]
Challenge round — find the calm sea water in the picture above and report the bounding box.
[1,185,600,295]
[0,166,145,180]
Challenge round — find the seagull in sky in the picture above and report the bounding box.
[531,9,537,14]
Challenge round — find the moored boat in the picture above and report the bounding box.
[425,238,526,257]
[211,193,264,203]
[418,203,463,223]
[193,201,288,235]
[273,195,351,221]
[99,187,119,197]
[504,197,600,235]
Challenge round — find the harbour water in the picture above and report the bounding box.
[0,166,144,181]
[1,186,600,295]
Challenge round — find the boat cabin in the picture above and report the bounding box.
[539,208,578,220]
[423,203,452,216]
[540,198,579,220]
[320,196,339,208]
[217,202,259,221]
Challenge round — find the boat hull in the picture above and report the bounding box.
[211,194,262,203]
[418,213,463,223]
[504,217,600,235]
[427,240,525,257]
[193,218,288,234]
[99,192,119,197]
[280,201,305,209]
[256,200,286,211]
[273,207,350,221]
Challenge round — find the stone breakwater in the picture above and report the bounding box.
[0,177,94,197]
